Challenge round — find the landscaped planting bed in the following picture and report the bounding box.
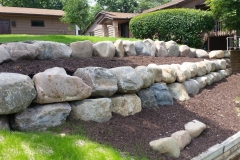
[0,55,238,160]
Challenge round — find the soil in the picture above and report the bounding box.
[1,56,240,160]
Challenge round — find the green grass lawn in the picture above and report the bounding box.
[0,34,138,44]
[0,130,146,160]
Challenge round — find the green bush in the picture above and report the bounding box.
[129,8,215,48]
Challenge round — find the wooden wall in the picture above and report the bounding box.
[230,51,240,73]
[0,14,75,35]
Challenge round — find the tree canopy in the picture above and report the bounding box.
[60,0,89,30]
[206,0,240,34]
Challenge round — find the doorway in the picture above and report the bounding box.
[121,23,129,38]
[0,20,11,34]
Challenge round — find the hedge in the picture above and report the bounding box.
[129,8,215,48]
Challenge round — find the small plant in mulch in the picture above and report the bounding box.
[234,97,240,116]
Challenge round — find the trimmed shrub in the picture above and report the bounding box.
[129,8,215,48]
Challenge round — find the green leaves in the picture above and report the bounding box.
[60,0,89,30]
[130,8,215,48]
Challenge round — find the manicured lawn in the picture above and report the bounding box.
[0,130,146,160]
[0,34,138,44]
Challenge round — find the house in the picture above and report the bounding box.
[83,11,135,38]
[84,0,235,50]
[0,6,75,35]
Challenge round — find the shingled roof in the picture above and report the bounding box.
[0,6,64,16]
[95,11,136,19]
[143,0,192,13]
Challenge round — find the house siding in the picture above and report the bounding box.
[0,14,75,35]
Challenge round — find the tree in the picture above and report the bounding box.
[61,0,89,30]
[206,0,240,35]
[137,0,172,11]
[96,0,138,13]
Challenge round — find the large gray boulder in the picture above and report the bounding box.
[93,41,115,58]
[158,65,177,83]
[211,72,221,82]
[0,46,11,64]
[122,40,137,56]
[137,88,158,108]
[150,83,173,106]
[135,66,155,88]
[150,137,180,158]
[110,94,141,116]
[183,79,200,95]
[209,50,224,59]
[154,40,168,57]
[167,83,190,101]
[109,66,143,93]
[143,39,156,56]
[34,41,72,60]
[73,67,118,97]
[70,40,93,58]
[165,40,179,57]
[114,40,124,58]
[184,120,206,138]
[218,70,227,79]
[196,49,209,58]
[33,67,92,104]
[133,41,151,56]
[203,73,215,85]
[11,102,71,131]
[147,64,162,82]
[0,116,10,130]
[171,130,191,150]
[195,76,208,89]
[2,42,38,61]
[179,45,191,57]
[182,62,198,78]
[69,98,112,123]
[137,83,173,108]
[0,73,36,114]
[195,61,207,77]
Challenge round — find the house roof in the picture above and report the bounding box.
[95,11,136,20]
[0,6,64,16]
[143,0,192,13]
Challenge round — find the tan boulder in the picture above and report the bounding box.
[184,120,206,138]
[171,130,191,150]
[150,137,180,158]
[110,94,141,116]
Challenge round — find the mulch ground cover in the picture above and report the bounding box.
[1,56,240,160]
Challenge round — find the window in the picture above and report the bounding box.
[89,31,94,36]
[11,21,16,27]
[31,20,44,27]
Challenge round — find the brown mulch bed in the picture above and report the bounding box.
[1,56,240,160]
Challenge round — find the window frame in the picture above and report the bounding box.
[31,20,45,27]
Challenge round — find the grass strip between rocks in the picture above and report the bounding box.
[0,34,139,44]
[0,129,147,160]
